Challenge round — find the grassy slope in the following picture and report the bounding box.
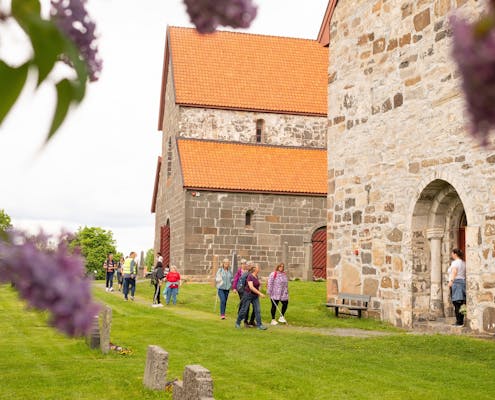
[1,281,494,399]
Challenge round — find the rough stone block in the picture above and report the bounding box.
[85,315,100,350]
[414,8,431,32]
[143,345,169,390]
[99,305,112,354]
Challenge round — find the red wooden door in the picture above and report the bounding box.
[160,223,170,267]
[312,227,327,279]
[458,227,465,258]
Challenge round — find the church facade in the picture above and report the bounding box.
[324,0,495,334]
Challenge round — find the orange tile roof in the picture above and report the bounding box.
[167,27,328,116]
[177,139,327,195]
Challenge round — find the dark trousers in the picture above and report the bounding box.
[236,293,261,326]
[123,277,136,299]
[105,271,114,288]
[237,291,254,324]
[153,283,161,304]
[453,300,465,325]
[270,299,289,319]
[218,289,230,315]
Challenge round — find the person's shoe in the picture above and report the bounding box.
[152,304,159,307]
[278,316,287,323]
[244,322,252,328]
[257,325,268,330]
[157,304,164,307]
[124,298,128,301]
[130,296,134,301]
[235,323,241,329]
[105,288,109,292]
[221,314,226,320]
[270,319,278,325]
[248,321,256,327]
[109,287,114,292]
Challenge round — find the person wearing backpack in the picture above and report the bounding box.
[215,258,233,319]
[151,259,165,307]
[233,260,255,327]
[235,263,268,330]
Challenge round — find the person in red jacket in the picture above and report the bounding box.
[165,265,181,305]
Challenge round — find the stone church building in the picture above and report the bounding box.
[324,0,495,334]
[152,27,329,280]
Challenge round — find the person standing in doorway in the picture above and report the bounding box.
[267,262,289,325]
[103,252,116,292]
[448,248,466,326]
[122,252,138,301]
[216,258,233,319]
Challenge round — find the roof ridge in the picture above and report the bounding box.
[176,137,327,151]
[167,25,322,43]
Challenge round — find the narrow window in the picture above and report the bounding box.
[167,137,172,177]
[255,119,264,143]
[245,210,254,226]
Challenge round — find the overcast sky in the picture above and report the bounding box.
[0,0,328,257]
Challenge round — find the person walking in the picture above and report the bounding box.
[122,252,137,301]
[103,252,116,292]
[235,263,267,330]
[152,259,165,307]
[216,258,233,319]
[165,265,181,305]
[116,256,124,292]
[448,248,466,326]
[233,260,255,327]
[267,262,289,325]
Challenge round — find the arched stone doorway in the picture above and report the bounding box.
[311,227,327,279]
[411,179,467,322]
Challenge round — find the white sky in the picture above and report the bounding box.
[0,0,329,257]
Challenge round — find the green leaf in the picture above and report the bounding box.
[0,61,29,125]
[11,0,41,19]
[47,79,76,141]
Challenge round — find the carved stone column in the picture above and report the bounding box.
[427,227,444,318]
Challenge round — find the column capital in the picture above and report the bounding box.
[426,227,444,240]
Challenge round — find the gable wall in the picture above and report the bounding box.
[327,0,495,332]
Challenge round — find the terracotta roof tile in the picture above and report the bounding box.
[168,27,328,116]
[177,139,327,195]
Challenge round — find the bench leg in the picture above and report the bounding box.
[357,309,362,318]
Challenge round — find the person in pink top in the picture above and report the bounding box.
[165,265,181,305]
[267,262,289,325]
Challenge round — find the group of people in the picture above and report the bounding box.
[215,258,289,330]
[103,251,139,301]
[150,253,182,306]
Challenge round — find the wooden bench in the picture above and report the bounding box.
[326,293,371,318]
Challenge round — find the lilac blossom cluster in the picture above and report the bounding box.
[0,231,99,337]
[50,0,102,81]
[183,0,258,33]
[451,7,495,146]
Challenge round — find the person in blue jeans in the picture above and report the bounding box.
[122,252,137,301]
[103,253,116,292]
[165,265,181,305]
[236,263,267,330]
[216,258,233,319]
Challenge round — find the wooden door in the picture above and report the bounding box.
[311,228,327,279]
[160,223,170,267]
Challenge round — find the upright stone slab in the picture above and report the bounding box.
[99,305,112,354]
[85,315,100,349]
[173,365,214,400]
[143,345,169,390]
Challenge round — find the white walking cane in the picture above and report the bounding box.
[271,298,288,325]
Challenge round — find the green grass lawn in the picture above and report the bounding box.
[1,280,495,399]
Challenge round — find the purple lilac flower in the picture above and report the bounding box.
[50,0,102,81]
[183,0,258,34]
[0,231,99,337]
[451,13,495,146]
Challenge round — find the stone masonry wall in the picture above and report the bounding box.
[155,60,186,267]
[178,107,327,148]
[183,191,326,279]
[327,0,495,332]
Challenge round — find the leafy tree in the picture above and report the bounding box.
[68,226,117,279]
[144,248,155,270]
[0,209,12,233]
